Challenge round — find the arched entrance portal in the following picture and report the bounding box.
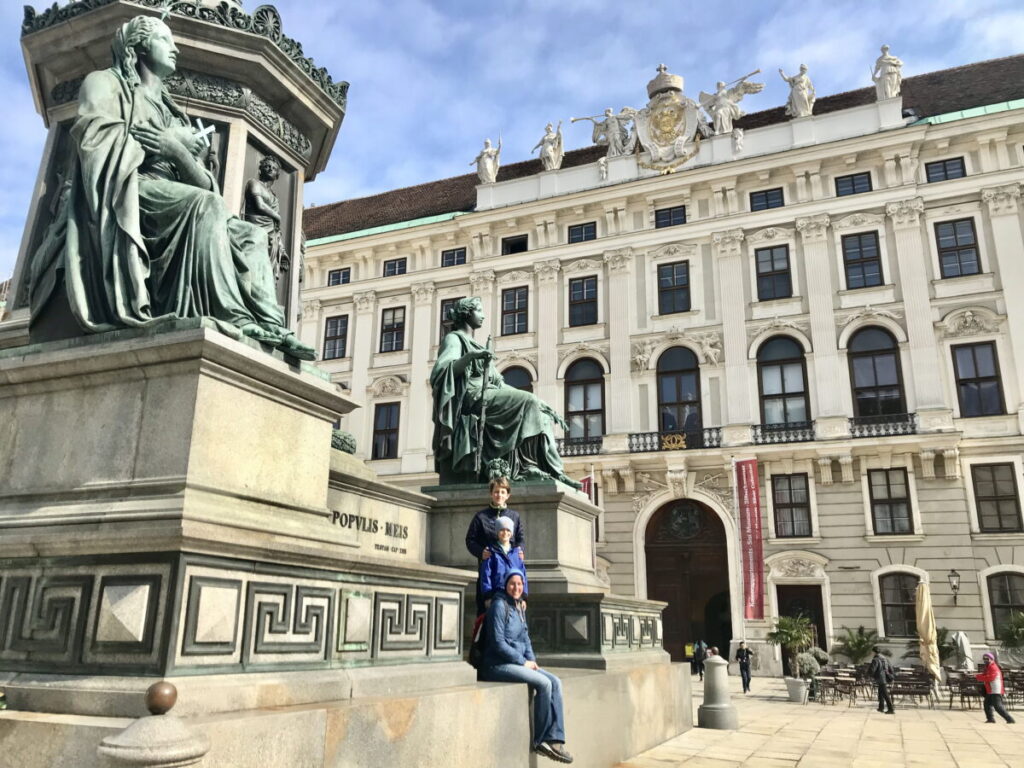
[645,498,731,661]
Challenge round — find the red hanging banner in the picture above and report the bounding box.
[734,458,764,619]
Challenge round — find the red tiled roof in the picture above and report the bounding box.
[304,54,1024,241]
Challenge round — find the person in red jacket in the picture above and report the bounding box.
[976,652,1015,724]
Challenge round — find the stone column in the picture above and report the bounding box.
[404,282,436,473]
[982,183,1024,424]
[349,290,377,455]
[885,197,950,428]
[605,248,633,434]
[796,215,848,438]
[712,229,751,445]
[534,259,562,407]
[697,655,738,729]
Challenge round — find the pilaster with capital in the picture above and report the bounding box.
[534,259,562,405]
[796,215,844,419]
[347,291,378,460]
[981,183,1024,412]
[469,269,497,337]
[404,282,437,469]
[885,197,946,412]
[713,229,752,425]
[604,248,633,432]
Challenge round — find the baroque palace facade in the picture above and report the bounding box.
[299,55,1024,672]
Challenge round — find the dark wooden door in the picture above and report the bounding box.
[645,500,731,661]
[776,584,827,674]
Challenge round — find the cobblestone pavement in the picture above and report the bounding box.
[617,674,1024,768]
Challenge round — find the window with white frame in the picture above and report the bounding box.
[972,463,1023,533]
[868,468,913,535]
[771,474,812,538]
[879,572,918,637]
[988,572,1024,638]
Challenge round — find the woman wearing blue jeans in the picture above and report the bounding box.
[479,569,573,763]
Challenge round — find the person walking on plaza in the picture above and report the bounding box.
[868,646,895,714]
[735,641,754,693]
[693,640,708,681]
[976,652,1016,724]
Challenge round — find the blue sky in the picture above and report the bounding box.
[2,0,1024,281]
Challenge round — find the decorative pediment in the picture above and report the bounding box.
[833,212,884,231]
[650,242,699,260]
[836,304,903,329]
[558,341,610,366]
[353,291,377,312]
[499,350,538,367]
[746,315,810,343]
[564,258,604,273]
[770,556,824,579]
[937,307,1003,338]
[748,226,794,243]
[368,375,407,397]
[498,270,534,285]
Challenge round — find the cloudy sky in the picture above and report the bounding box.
[2,0,1023,281]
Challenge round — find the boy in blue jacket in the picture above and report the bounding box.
[479,516,528,606]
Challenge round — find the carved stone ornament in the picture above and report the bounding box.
[26,1,349,111]
[534,260,562,283]
[885,197,925,227]
[939,308,1001,338]
[603,248,632,272]
[749,226,795,244]
[651,242,698,260]
[632,64,708,173]
[666,468,688,497]
[630,339,657,372]
[771,557,822,579]
[747,316,810,343]
[411,282,436,305]
[498,270,533,285]
[564,258,603,273]
[981,183,1022,216]
[632,491,655,514]
[833,212,884,231]
[353,291,377,313]
[837,304,903,329]
[694,472,732,507]
[499,350,538,368]
[301,299,320,320]
[795,214,831,242]
[369,375,406,397]
[469,269,496,292]
[711,229,744,257]
[559,341,609,366]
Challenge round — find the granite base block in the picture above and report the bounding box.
[0,662,691,768]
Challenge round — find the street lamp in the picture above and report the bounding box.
[948,569,961,605]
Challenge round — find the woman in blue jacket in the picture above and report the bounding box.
[479,570,573,764]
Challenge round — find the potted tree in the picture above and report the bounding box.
[831,625,883,665]
[997,610,1024,665]
[766,615,815,703]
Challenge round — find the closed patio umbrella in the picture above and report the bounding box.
[915,580,941,683]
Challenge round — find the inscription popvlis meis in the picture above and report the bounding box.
[330,511,409,554]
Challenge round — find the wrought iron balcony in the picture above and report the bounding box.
[627,428,723,452]
[556,436,603,456]
[849,413,917,438]
[752,421,815,445]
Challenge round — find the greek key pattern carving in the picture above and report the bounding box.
[24,1,349,110]
[374,593,432,655]
[244,583,334,664]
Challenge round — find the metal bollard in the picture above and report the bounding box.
[98,682,210,767]
[697,655,738,730]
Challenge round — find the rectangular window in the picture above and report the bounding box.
[953,342,1005,417]
[441,248,466,267]
[501,287,528,335]
[501,235,529,255]
[568,276,598,327]
[439,296,465,342]
[869,468,913,535]
[935,219,980,278]
[655,205,687,228]
[750,187,785,211]
[755,245,792,301]
[835,172,873,197]
[842,232,884,289]
[657,261,690,315]
[322,315,348,360]
[371,403,400,460]
[568,222,597,243]
[972,464,1023,533]
[925,157,966,183]
[379,307,406,352]
[383,258,407,277]
[327,268,350,286]
[772,474,812,538]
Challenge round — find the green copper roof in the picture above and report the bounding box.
[910,98,1024,125]
[306,211,469,246]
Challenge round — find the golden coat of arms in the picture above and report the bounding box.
[633,65,708,173]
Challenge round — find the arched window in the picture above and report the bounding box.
[757,337,809,425]
[879,572,918,637]
[848,327,906,417]
[988,572,1024,638]
[657,347,701,439]
[565,358,604,440]
[502,366,533,393]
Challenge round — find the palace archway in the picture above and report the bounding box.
[644,498,731,661]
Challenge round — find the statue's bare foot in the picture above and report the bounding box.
[241,323,283,345]
[278,333,317,361]
[520,466,548,481]
[558,474,584,490]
